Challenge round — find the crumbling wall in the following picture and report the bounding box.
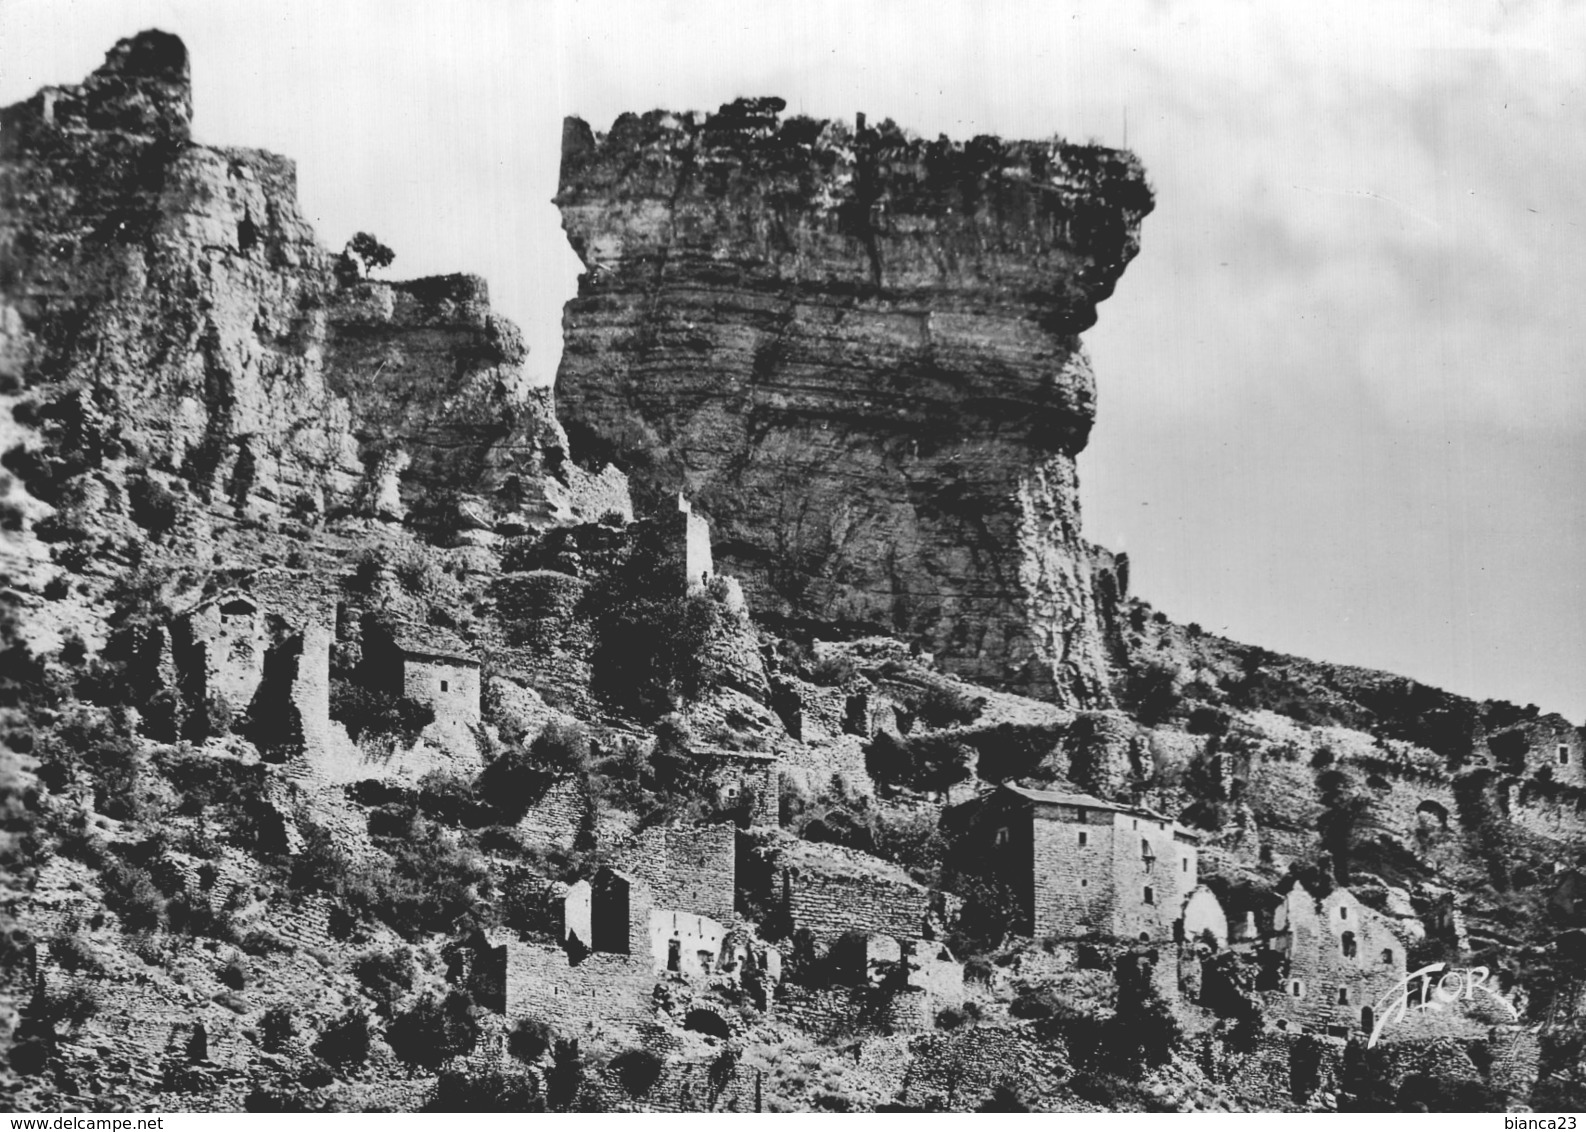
[500,939,655,1031]
[780,854,929,945]
[615,823,736,923]
[1267,887,1411,1037]
[899,1026,1067,1111]
[649,908,726,977]
[519,778,589,846]
[604,1055,761,1113]
[775,985,933,1041]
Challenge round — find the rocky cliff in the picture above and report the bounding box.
[554,99,1152,706]
[0,31,586,569]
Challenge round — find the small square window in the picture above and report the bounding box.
[1078,831,1088,847]
[995,826,1009,846]
[1143,886,1155,905]
[1561,745,1571,766]
[440,679,449,692]
[1339,907,1348,920]
[1080,879,1089,888]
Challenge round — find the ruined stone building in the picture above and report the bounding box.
[172,591,267,715]
[953,784,1202,943]
[1261,884,1408,1037]
[485,864,780,1033]
[361,618,481,725]
[697,749,779,826]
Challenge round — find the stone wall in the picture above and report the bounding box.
[648,909,726,977]
[605,1055,762,1113]
[1109,810,1192,942]
[1266,886,1411,1037]
[614,823,736,923]
[776,985,933,1041]
[518,778,588,846]
[498,939,655,1032]
[175,595,267,715]
[401,655,481,727]
[704,753,778,826]
[777,845,930,945]
[899,1025,1067,1111]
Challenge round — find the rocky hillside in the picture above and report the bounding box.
[555,99,1149,707]
[0,31,616,638]
[0,33,1583,1116]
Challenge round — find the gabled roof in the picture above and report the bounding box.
[1000,782,1173,823]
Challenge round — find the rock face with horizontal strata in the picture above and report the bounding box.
[554,99,1151,705]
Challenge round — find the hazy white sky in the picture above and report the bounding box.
[3,0,1582,720]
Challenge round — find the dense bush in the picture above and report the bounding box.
[945,873,1023,955]
[313,1010,372,1071]
[426,1067,543,1112]
[586,542,730,715]
[353,948,414,1018]
[1126,659,1183,726]
[477,719,591,820]
[608,1048,665,1097]
[864,732,973,794]
[260,1006,295,1053]
[329,678,435,744]
[127,474,179,536]
[915,684,984,729]
[387,991,480,1070]
[809,653,857,686]
[508,1017,553,1064]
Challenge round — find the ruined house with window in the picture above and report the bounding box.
[360,618,481,725]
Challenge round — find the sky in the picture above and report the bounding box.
[3,0,1582,722]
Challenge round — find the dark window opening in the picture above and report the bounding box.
[1078,831,1088,847]
[1337,987,1349,1005]
[1381,948,1394,965]
[440,679,449,692]
[667,939,681,972]
[237,211,258,253]
[1143,886,1155,905]
[1561,745,1571,765]
[1342,931,1357,959]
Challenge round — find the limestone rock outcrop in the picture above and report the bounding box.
[554,99,1151,705]
[0,30,578,546]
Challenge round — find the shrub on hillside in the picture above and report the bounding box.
[387,991,480,1070]
[313,1010,372,1071]
[329,678,435,744]
[609,1048,665,1097]
[260,1006,295,1053]
[477,719,591,820]
[916,684,983,729]
[508,1017,554,1064]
